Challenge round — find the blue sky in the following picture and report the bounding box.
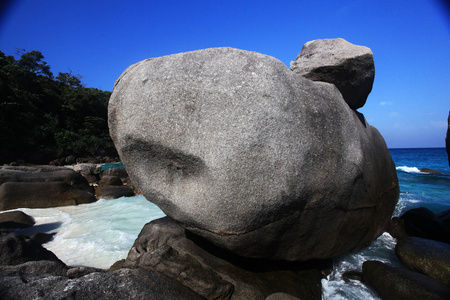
[0,0,449,148]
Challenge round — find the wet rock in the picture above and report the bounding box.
[109,46,398,261]
[290,38,374,109]
[363,260,450,300]
[420,168,444,175]
[396,237,450,286]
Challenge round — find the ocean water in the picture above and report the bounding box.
[7,148,450,299]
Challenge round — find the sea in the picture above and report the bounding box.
[10,148,450,299]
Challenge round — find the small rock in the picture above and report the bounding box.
[0,211,35,229]
[420,168,443,175]
[96,186,134,199]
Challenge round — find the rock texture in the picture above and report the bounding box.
[0,227,204,300]
[109,46,398,261]
[290,38,374,109]
[120,217,325,300]
[362,260,450,300]
[400,207,450,243]
[396,237,450,286]
[0,165,96,210]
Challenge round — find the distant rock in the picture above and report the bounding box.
[290,38,374,109]
[96,186,135,199]
[109,46,398,261]
[0,165,96,211]
[420,168,443,175]
[446,111,450,167]
[362,260,450,299]
[121,217,325,300]
[396,237,450,287]
[0,211,35,229]
[73,163,102,184]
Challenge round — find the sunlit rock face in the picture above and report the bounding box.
[290,38,375,110]
[108,45,398,261]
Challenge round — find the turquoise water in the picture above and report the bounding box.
[8,148,450,298]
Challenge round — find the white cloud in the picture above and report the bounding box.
[380,101,393,106]
[430,120,448,129]
[389,112,400,117]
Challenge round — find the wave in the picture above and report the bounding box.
[396,166,421,173]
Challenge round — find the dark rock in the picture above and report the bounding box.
[0,268,204,300]
[363,260,450,300]
[265,293,301,300]
[0,165,96,211]
[64,155,77,165]
[400,207,450,243]
[96,186,135,199]
[386,217,408,240]
[437,209,450,229]
[290,38,374,109]
[446,111,449,167]
[109,46,398,261]
[420,168,444,175]
[0,211,35,229]
[0,228,64,266]
[342,270,364,282]
[66,266,104,279]
[0,260,68,276]
[30,232,55,245]
[98,175,123,186]
[121,217,325,300]
[396,237,450,286]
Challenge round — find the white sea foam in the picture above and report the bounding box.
[14,195,165,269]
[396,166,421,173]
[321,232,399,300]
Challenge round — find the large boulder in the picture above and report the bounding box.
[0,165,96,210]
[109,46,399,261]
[400,207,450,244]
[121,217,325,300]
[290,38,374,109]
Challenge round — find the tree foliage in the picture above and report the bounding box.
[0,49,116,163]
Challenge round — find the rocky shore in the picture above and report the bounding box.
[0,38,448,299]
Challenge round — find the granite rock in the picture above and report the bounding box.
[290,38,374,109]
[109,47,398,261]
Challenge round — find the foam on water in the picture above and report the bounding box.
[14,195,165,268]
[396,165,421,173]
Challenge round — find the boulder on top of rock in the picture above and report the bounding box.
[290,38,374,109]
[0,165,96,211]
[109,46,398,261]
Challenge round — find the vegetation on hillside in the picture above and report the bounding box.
[0,49,117,164]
